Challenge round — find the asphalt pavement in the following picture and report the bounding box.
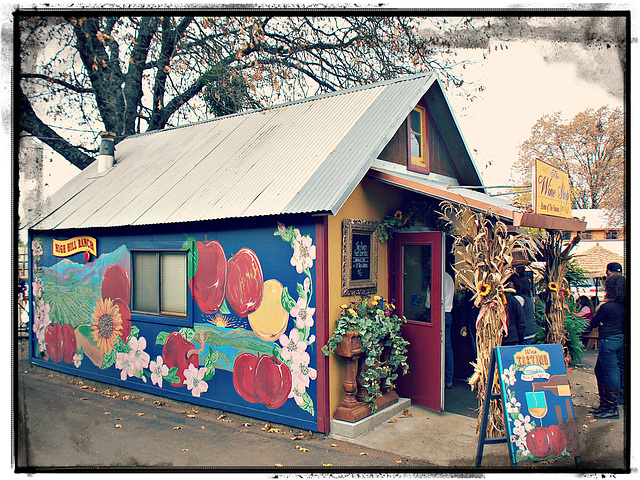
[14,338,631,474]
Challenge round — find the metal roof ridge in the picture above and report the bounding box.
[122,72,437,141]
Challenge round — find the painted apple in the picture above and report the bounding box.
[84,251,91,262]
[162,332,199,387]
[233,352,259,403]
[547,424,567,456]
[526,427,551,459]
[225,248,264,317]
[45,323,64,363]
[254,355,292,409]
[189,240,227,314]
[101,264,131,306]
[61,323,77,363]
[112,298,131,343]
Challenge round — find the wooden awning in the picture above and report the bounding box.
[368,169,587,232]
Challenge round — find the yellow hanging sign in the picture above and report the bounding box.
[532,159,572,218]
[53,236,98,257]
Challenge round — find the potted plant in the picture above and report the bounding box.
[322,296,410,415]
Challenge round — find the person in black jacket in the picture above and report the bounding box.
[588,274,625,419]
[502,290,526,346]
[510,273,538,345]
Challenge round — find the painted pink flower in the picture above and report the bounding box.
[183,364,209,397]
[149,355,169,388]
[290,230,316,274]
[290,297,315,329]
[292,351,317,390]
[128,336,150,371]
[116,352,136,381]
[279,328,307,364]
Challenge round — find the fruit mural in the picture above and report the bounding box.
[30,222,318,429]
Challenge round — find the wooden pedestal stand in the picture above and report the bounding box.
[333,332,371,422]
[333,332,399,422]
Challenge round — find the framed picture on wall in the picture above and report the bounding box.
[341,219,378,296]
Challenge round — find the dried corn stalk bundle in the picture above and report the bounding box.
[439,202,539,437]
[534,229,580,353]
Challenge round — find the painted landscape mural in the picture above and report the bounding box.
[30,222,319,431]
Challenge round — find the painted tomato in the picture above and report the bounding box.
[232,352,259,403]
[162,332,199,387]
[45,323,64,363]
[254,355,292,409]
[225,248,264,317]
[101,265,131,306]
[61,323,77,363]
[547,424,567,456]
[526,427,551,459]
[189,241,227,314]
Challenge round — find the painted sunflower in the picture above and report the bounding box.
[548,282,559,292]
[479,283,492,297]
[90,298,123,354]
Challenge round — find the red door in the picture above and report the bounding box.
[391,232,444,411]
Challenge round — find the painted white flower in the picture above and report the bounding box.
[290,230,316,274]
[73,352,83,368]
[290,297,315,329]
[501,365,517,386]
[149,355,169,388]
[32,275,44,299]
[279,328,307,364]
[292,351,317,389]
[116,352,136,381]
[33,298,51,346]
[128,336,150,371]
[184,364,208,397]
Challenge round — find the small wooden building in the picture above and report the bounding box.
[22,72,584,433]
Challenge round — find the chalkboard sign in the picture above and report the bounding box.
[341,219,378,296]
[351,234,371,280]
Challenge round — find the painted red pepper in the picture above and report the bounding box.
[189,241,227,314]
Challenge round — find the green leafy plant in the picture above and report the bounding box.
[322,296,409,410]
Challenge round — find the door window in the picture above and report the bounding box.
[402,244,432,323]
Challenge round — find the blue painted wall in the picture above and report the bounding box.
[29,218,319,431]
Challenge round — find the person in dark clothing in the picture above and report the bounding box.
[502,291,526,346]
[588,274,625,419]
[510,273,537,345]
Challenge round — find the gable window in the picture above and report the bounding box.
[132,251,187,317]
[409,105,429,173]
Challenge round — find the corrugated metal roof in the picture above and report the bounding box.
[24,72,484,231]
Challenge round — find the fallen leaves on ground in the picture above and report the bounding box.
[114,424,122,428]
[322,463,333,467]
[295,445,309,452]
[360,452,368,456]
[172,426,183,430]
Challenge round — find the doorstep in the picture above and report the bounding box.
[329,397,411,439]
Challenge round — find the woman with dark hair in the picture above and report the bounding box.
[576,295,594,320]
[588,274,625,419]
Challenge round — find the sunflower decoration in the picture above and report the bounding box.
[479,283,492,297]
[90,298,124,354]
[548,281,559,292]
[499,292,507,306]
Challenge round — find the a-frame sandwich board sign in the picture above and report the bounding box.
[476,344,582,468]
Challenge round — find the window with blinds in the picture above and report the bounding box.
[132,251,187,317]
